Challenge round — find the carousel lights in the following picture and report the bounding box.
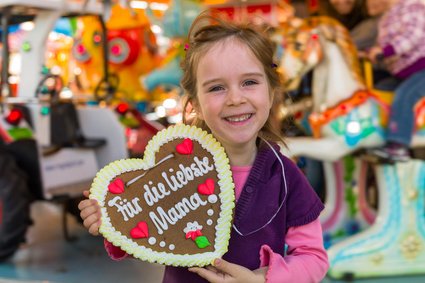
[151,25,162,34]
[40,106,50,116]
[57,52,68,63]
[48,32,61,42]
[50,65,62,75]
[115,102,130,115]
[131,0,147,8]
[42,65,50,75]
[9,53,21,76]
[19,21,34,31]
[74,67,82,76]
[22,41,31,52]
[59,87,73,100]
[8,75,19,85]
[168,113,182,124]
[111,44,122,56]
[150,2,168,10]
[76,43,87,55]
[346,120,361,134]
[163,98,177,109]
[155,105,166,118]
[73,40,91,63]
[93,31,102,45]
[130,1,169,11]
[5,108,23,126]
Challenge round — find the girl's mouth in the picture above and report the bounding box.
[224,113,252,123]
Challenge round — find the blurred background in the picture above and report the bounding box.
[0,0,424,282]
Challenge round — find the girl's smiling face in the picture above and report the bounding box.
[194,38,272,153]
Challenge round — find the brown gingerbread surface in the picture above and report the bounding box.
[105,139,220,254]
[91,125,235,266]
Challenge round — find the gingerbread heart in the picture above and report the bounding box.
[90,124,235,267]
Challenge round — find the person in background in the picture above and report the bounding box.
[320,0,378,51]
[360,0,393,84]
[366,0,425,162]
[79,11,329,283]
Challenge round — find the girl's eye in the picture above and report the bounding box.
[243,80,258,86]
[208,85,225,92]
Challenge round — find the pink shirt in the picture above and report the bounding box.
[105,166,329,282]
[232,166,329,282]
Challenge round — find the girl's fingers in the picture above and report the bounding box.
[188,267,222,283]
[78,199,97,210]
[80,203,100,220]
[88,222,100,236]
[78,191,100,236]
[83,212,101,232]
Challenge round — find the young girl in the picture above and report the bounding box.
[79,12,329,283]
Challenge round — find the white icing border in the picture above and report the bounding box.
[90,124,235,267]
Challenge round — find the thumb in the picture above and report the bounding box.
[83,190,90,198]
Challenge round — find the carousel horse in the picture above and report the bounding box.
[279,16,425,279]
[279,16,382,247]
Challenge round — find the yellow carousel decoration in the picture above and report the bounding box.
[72,3,159,103]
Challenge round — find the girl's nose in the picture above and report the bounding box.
[226,87,246,105]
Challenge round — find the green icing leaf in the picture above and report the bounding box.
[195,236,211,249]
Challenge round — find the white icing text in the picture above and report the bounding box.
[144,156,214,206]
[149,193,208,234]
[108,196,143,221]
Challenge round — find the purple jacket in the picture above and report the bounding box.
[162,142,324,283]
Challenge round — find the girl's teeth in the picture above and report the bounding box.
[226,114,251,122]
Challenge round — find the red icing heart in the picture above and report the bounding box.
[176,138,193,155]
[108,178,125,194]
[198,178,215,195]
[130,221,149,239]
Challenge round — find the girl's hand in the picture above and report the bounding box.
[189,258,267,283]
[78,190,102,236]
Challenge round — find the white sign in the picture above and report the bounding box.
[41,148,98,193]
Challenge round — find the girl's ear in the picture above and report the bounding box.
[191,100,204,120]
[269,90,275,110]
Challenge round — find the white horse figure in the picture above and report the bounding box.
[279,17,383,246]
[279,16,425,279]
[279,17,386,161]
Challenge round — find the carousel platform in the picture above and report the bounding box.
[0,201,424,283]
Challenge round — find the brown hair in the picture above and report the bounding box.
[181,11,285,144]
